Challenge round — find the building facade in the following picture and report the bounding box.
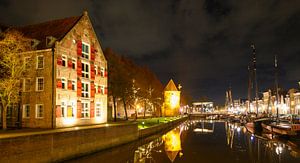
[162,79,180,117]
[5,11,107,128]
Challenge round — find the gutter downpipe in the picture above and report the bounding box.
[51,47,55,129]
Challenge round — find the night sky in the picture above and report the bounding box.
[1,0,300,104]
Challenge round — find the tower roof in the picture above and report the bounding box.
[164,79,178,91]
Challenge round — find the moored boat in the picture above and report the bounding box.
[262,121,300,136]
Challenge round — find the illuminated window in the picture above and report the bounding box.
[82,62,89,78]
[100,85,105,94]
[23,104,30,118]
[37,55,44,69]
[72,80,76,91]
[72,58,76,69]
[62,55,67,67]
[61,78,67,89]
[36,104,44,118]
[61,101,67,117]
[95,102,102,117]
[100,67,105,77]
[82,42,90,59]
[36,77,44,91]
[95,65,98,75]
[81,102,89,118]
[95,84,98,93]
[81,82,89,98]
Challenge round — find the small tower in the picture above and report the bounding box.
[162,79,181,116]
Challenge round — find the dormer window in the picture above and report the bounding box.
[82,42,89,59]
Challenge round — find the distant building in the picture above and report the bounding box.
[1,11,108,128]
[162,79,180,116]
[192,101,214,113]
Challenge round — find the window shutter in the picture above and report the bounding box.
[91,82,95,98]
[68,80,72,90]
[104,69,108,77]
[57,79,62,88]
[98,67,101,76]
[77,41,82,57]
[91,64,95,80]
[77,101,81,118]
[90,101,95,118]
[91,46,95,61]
[105,87,108,95]
[56,105,62,117]
[67,59,72,68]
[57,56,62,65]
[77,80,82,97]
[98,86,101,93]
[77,60,82,76]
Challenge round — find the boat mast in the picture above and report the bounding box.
[274,55,279,119]
[251,44,259,115]
[247,65,252,113]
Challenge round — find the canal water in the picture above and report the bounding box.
[69,119,300,163]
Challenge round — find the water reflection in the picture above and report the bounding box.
[162,128,182,162]
[70,120,300,163]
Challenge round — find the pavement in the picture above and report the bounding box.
[0,121,136,139]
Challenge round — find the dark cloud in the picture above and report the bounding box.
[1,0,300,104]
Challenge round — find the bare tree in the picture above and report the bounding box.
[0,30,31,129]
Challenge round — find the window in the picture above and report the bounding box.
[24,57,31,69]
[23,78,31,92]
[100,67,105,77]
[82,62,89,78]
[61,78,66,89]
[81,102,89,118]
[82,42,90,59]
[72,80,76,91]
[95,102,102,117]
[62,55,67,67]
[95,65,98,75]
[67,101,76,117]
[81,82,89,98]
[61,101,66,117]
[95,84,98,93]
[36,104,44,118]
[37,55,44,69]
[36,77,44,91]
[7,106,12,118]
[100,85,105,94]
[23,104,30,118]
[72,58,76,69]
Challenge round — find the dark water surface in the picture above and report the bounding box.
[69,120,300,163]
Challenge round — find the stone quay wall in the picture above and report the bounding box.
[0,123,138,162]
[138,116,188,138]
[0,116,188,162]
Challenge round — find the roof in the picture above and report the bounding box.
[10,15,82,49]
[164,79,178,91]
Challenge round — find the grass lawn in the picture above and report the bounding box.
[136,116,182,129]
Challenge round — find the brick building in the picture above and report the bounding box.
[4,11,108,128]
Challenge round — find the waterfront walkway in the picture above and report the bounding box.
[0,121,134,139]
[0,116,183,139]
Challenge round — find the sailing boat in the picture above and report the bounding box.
[261,55,300,136]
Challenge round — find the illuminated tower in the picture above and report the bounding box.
[162,79,181,116]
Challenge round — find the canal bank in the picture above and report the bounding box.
[0,116,187,162]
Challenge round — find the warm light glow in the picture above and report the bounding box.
[162,128,182,162]
[62,118,76,126]
[170,93,179,109]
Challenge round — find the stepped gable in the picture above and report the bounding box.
[164,79,178,91]
[11,15,82,49]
